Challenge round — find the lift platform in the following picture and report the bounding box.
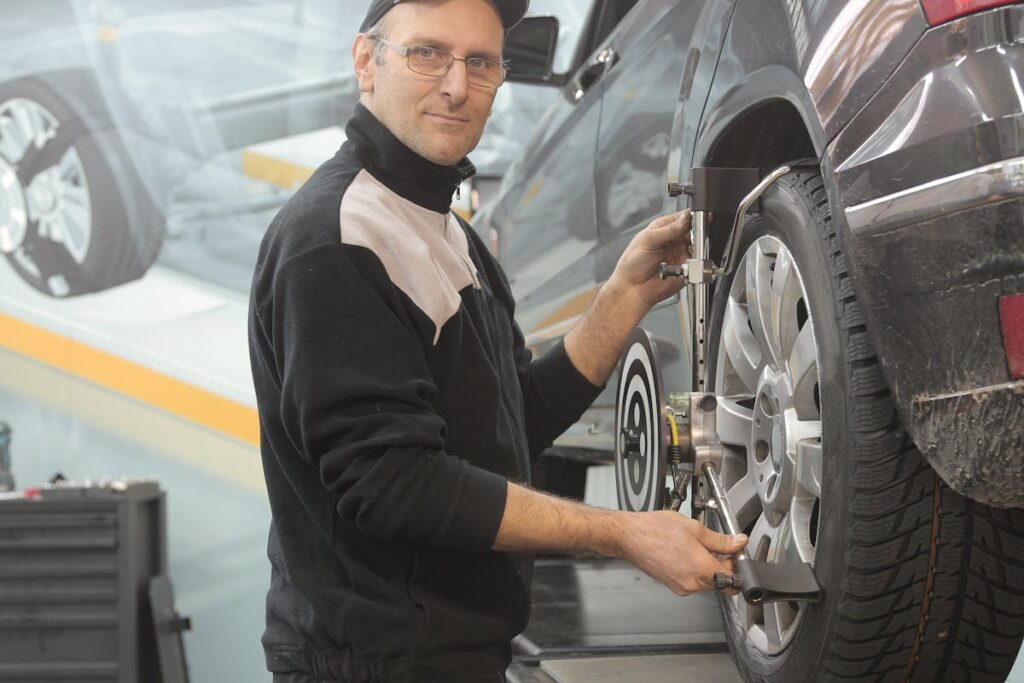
[508,556,740,683]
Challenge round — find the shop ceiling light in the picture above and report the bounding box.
[920,0,1020,26]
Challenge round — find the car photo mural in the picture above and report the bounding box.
[0,0,577,297]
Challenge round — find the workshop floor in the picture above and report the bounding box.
[7,350,1024,683]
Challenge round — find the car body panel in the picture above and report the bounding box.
[825,6,1024,507]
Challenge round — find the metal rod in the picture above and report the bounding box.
[721,164,791,278]
[691,210,709,392]
[702,463,749,562]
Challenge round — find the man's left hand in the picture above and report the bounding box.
[564,210,693,386]
[608,210,692,315]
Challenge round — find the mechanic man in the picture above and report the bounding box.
[247,0,748,680]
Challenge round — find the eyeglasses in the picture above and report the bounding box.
[374,37,509,90]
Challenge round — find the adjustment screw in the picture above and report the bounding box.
[667,182,694,197]
[714,572,737,591]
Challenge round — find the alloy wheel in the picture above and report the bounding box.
[714,235,823,655]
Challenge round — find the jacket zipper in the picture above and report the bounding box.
[444,215,480,289]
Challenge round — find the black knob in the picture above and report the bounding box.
[619,428,641,456]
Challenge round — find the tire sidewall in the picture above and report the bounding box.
[709,174,851,681]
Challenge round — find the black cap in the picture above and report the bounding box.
[359,0,529,32]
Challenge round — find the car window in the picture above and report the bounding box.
[575,0,639,65]
[528,0,596,74]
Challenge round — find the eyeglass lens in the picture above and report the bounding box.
[407,47,504,88]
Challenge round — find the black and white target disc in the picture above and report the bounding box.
[614,327,668,512]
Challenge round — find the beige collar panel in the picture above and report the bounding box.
[339,170,480,345]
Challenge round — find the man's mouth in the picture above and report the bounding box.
[427,113,469,123]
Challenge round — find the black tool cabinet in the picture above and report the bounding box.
[0,480,185,682]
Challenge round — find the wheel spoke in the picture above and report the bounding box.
[763,602,785,649]
[723,298,763,392]
[727,472,761,529]
[777,514,806,564]
[12,104,37,150]
[771,250,801,362]
[747,511,777,562]
[18,128,74,188]
[716,397,753,447]
[794,437,822,499]
[745,240,783,369]
[37,214,58,243]
[0,114,28,164]
[787,322,819,420]
[61,200,91,263]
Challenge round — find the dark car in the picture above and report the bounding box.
[483,0,1024,679]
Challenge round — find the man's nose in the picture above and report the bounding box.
[438,59,469,103]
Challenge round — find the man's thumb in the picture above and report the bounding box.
[700,527,748,554]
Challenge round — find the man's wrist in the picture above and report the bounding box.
[602,273,649,326]
[587,507,631,558]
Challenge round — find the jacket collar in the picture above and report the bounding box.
[343,103,476,214]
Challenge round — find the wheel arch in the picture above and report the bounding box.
[7,68,117,132]
[691,83,823,264]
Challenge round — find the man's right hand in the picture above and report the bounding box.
[612,511,747,597]
[494,482,747,596]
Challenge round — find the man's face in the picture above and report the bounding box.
[353,0,504,166]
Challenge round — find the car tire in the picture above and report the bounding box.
[0,75,163,297]
[706,169,1024,681]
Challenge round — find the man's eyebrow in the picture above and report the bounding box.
[404,35,502,61]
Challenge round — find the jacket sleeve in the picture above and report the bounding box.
[514,326,605,459]
[266,243,507,551]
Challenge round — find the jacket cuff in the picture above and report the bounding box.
[441,465,508,551]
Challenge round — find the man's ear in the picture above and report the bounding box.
[352,34,376,95]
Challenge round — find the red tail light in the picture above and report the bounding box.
[920,0,1020,25]
[1000,293,1024,380]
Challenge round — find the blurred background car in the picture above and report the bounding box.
[0,0,583,297]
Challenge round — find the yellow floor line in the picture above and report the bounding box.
[0,313,259,446]
[0,349,266,495]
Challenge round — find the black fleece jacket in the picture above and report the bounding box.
[247,104,601,681]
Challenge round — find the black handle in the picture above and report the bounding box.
[718,558,821,604]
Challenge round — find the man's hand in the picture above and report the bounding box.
[494,483,747,597]
[614,510,746,596]
[564,210,693,386]
[608,210,692,315]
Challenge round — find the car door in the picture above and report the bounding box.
[580,0,733,451]
[489,0,637,345]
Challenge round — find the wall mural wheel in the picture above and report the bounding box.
[0,75,163,297]
[706,169,1024,681]
[614,327,669,512]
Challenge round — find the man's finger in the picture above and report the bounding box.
[697,526,748,555]
[645,210,690,238]
[646,210,686,230]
